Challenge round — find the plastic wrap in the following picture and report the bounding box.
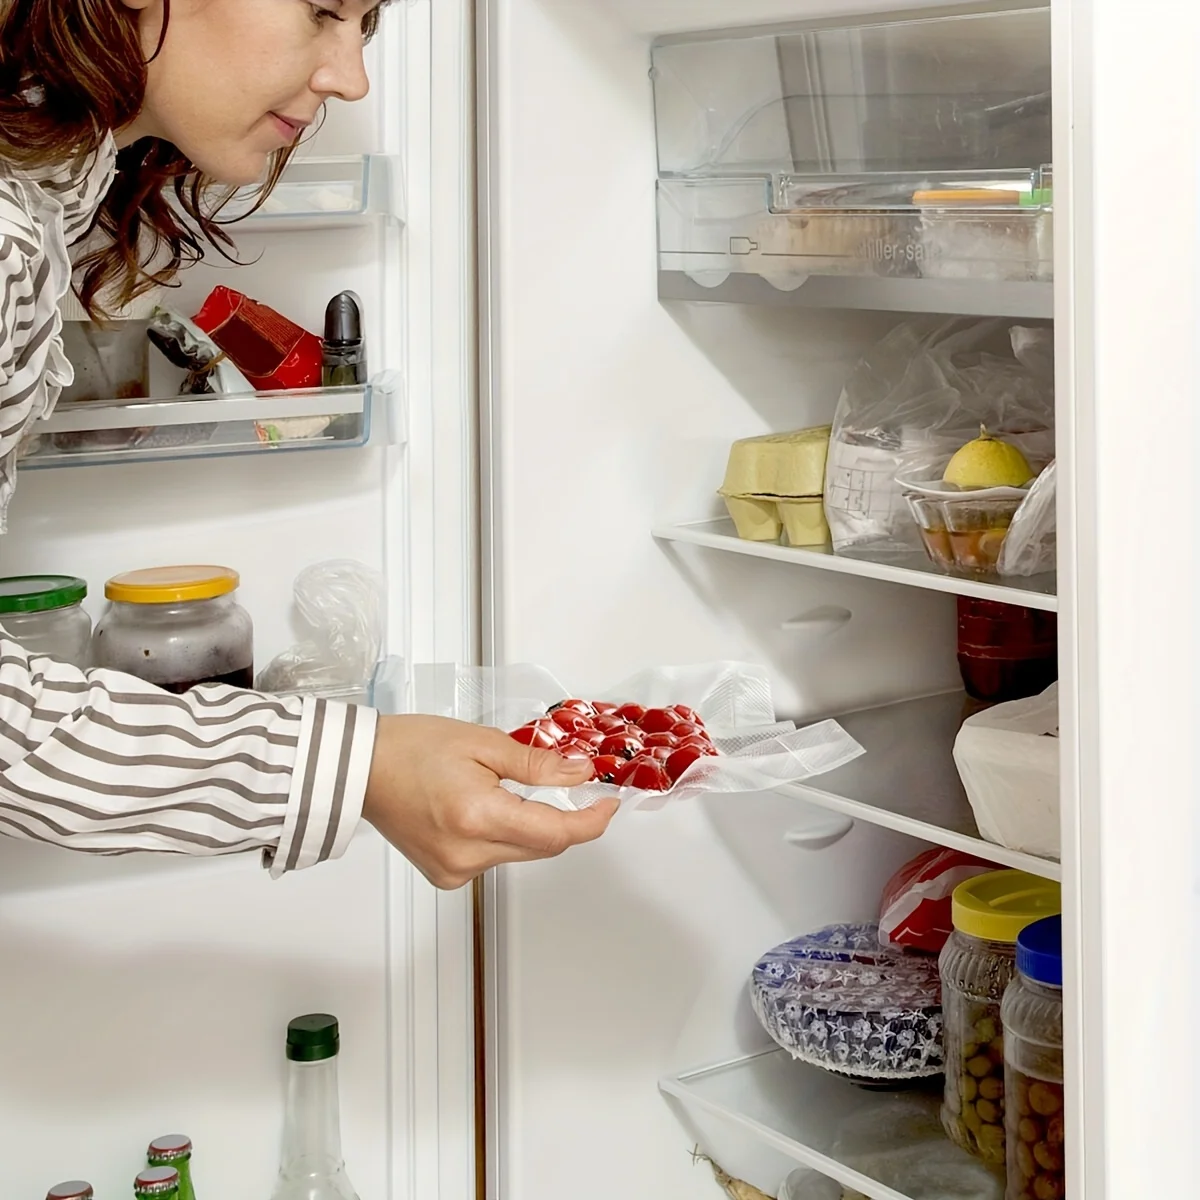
[879,848,1000,954]
[257,560,386,694]
[421,662,864,812]
[824,320,1055,554]
[997,460,1057,577]
[750,923,943,1084]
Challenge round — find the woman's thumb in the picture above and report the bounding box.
[498,736,594,787]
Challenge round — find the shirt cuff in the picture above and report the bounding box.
[267,697,378,878]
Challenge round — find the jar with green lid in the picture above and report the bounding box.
[0,576,91,668]
[1003,915,1065,1200]
[938,869,1061,1166]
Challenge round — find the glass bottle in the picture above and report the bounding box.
[134,1166,180,1199]
[148,1135,196,1200]
[270,1013,360,1200]
[46,1183,94,1200]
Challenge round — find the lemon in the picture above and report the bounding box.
[943,425,1034,489]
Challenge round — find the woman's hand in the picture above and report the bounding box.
[362,715,619,889]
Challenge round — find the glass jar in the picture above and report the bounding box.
[1003,916,1064,1200]
[0,576,91,668]
[957,597,1058,705]
[938,870,1061,1166]
[93,566,253,693]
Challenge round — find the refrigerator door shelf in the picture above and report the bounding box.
[21,374,406,470]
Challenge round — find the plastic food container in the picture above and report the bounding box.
[916,185,1052,282]
[1003,916,1064,1200]
[943,497,1023,574]
[93,566,253,693]
[957,598,1058,704]
[751,922,944,1086]
[939,871,1061,1165]
[0,576,91,668]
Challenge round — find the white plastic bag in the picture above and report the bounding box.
[824,319,1055,554]
[257,560,386,694]
[998,460,1057,577]
[953,683,1060,857]
[418,661,864,811]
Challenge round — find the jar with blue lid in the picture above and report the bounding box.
[1001,915,1064,1200]
[0,576,91,668]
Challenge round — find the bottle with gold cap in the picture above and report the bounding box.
[46,1183,94,1200]
[92,565,253,693]
[147,1135,196,1200]
[133,1166,179,1199]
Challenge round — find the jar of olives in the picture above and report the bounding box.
[1003,916,1064,1200]
[938,870,1061,1167]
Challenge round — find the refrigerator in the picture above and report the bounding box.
[1,0,1194,1197]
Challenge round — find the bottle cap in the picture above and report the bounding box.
[950,869,1061,943]
[323,292,362,347]
[0,576,87,614]
[134,1166,180,1195]
[1016,914,1063,987]
[148,1134,193,1162]
[287,1012,340,1062]
[105,566,239,605]
[46,1183,94,1200]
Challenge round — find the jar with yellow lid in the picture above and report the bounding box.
[938,870,1061,1168]
[92,566,253,693]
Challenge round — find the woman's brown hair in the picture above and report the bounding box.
[0,0,385,317]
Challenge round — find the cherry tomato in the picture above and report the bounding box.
[598,732,643,761]
[671,720,710,742]
[510,723,559,749]
[551,698,596,716]
[615,703,646,723]
[671,704,702,724]
[592,700,620,715]
[593,714,627,735]
[679,735,718,756]
[666,745,705,782]
[591,754,622,783]
[557,738,596,761]
[647,746,674,762]
[551,708,594,735]
[533,718,569,743]
[574,727,607,750]
[643,731,679,749]
[639,707,679,735]
[615,755,671,791]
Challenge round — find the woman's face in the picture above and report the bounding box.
[120,0,382,184]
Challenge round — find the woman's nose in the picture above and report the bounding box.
[311,32,370,103]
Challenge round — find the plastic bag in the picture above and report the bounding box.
[998,459,1057,577]
[417,662,864,811]
[257,560,386,694]
[953,683,1060,857]
[878,847,1000,954]
[824,319,1055,554]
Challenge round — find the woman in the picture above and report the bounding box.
[0,0,616,886]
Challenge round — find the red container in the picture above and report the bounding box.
[956,597,1057,704]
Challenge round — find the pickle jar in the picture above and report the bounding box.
[938,870,1061,1166]
[93,566,253,693]
[1003,915,1064,1200]
[0,576,91,668]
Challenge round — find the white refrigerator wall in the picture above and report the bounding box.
[0,4,478,1197]
[480,1,975,1197]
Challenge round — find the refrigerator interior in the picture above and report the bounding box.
[480,1,1064,1198]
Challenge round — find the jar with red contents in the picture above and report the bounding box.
[957,597,1057,706]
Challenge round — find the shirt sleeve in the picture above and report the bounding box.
[0,635,377,876]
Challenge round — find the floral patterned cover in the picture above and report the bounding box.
[750,922,944,1082]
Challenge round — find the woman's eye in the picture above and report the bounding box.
[309,3,344,24]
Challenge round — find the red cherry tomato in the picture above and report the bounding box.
[671,720,708,741]
[671,704,702,724]
[510,723,559,749]
[643,731,679,749]
[574,727,606,750]
[615,755,671,791]
[639,708,679,735]
[666,745,705,782]
[647,745,674,762]
[679,735,719,756]
[592,700,620,715]
[533,718,569,743]
[557,738,596,761]
[615,703,646,723]
[598,732,643,761]
[593,714,627,735]
[551,708,594,735]
[552,698,596,716]
[591,754,622,783]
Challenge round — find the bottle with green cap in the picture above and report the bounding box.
[270,1013,360,1200]
[46,1182,94,1200]
[134,1166,180,1198]
[147,1135,196,1200]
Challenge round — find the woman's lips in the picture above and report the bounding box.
[269,113,307,142]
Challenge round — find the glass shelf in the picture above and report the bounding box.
[653,7,1052,297]
[216,154,403,231]
[20,376,402,470]
[653,518,1057,613]
[661,1049,1004,1200]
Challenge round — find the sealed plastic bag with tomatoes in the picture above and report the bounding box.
[411,662,864,811]
[878,847,1001,954]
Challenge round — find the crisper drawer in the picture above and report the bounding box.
[652,5,1053,291]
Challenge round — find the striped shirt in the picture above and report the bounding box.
[0,136,378,875]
